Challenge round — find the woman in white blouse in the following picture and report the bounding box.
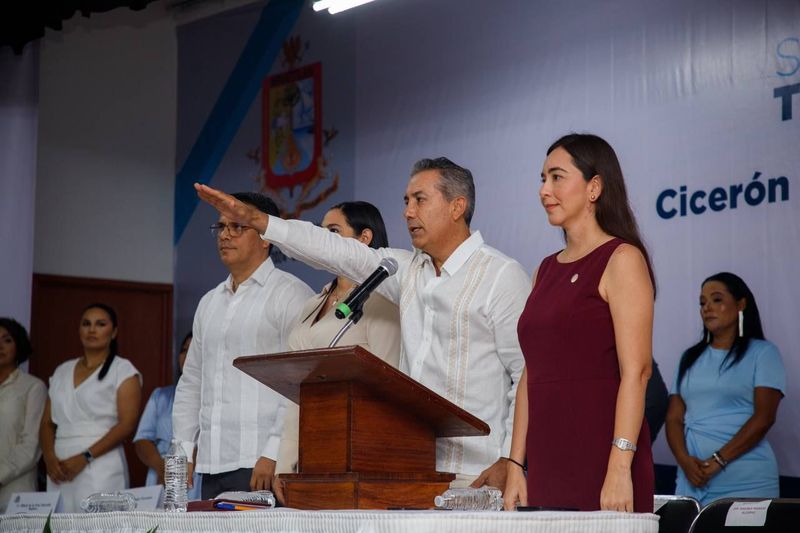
[0,318,47,512]
[274,202,402,499]
[39,304,142,512]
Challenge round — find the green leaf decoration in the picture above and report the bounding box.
[41,511,52,533]
[145,526,159,533]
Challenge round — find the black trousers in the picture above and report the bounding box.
[200,468,253,500]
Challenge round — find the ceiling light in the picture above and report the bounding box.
[312,0,334,11]
[313,0,377,15]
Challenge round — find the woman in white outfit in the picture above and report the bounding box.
[273,202,401,503]
[0,318,47,512]
[40,304,142,512]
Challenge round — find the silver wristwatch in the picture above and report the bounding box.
[612,437,637,452]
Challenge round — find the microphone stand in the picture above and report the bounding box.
[328,308,364,348]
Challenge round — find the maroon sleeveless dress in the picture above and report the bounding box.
[517,238,653,512]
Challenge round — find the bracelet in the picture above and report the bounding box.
[82,450,94,463]
[506,457,527,472]
[611,437,637,452]
[712,451,728,469]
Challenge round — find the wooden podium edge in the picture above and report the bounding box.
[233,345,490,438]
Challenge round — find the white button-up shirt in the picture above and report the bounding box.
[173,258,313,474]
[0,368,47,508]
[263,218,529,476]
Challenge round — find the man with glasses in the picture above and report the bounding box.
[173,192,312,499]
[195,160,529,491]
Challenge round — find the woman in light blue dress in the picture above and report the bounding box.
[133,332,201,500]
[665,272,785,506]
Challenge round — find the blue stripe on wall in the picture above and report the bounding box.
[173,0,304,244]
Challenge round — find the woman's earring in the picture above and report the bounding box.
[738,310,744,337]
[705,330,711,343]
[590,195,596,201]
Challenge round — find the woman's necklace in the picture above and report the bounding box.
[330,289,345,305]
[562,236,613,263]
[315,286,348,322]
[328,283,354,305]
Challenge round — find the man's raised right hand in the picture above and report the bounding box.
[194,183,269,234]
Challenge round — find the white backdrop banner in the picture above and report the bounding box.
[348,0,800,474]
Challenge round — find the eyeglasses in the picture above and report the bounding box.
[209,222,255,238]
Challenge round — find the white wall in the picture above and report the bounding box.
[0,44,38,327]
[34,4,177,283]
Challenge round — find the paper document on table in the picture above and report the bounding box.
[4,492,62,514]
[126,485,164,511]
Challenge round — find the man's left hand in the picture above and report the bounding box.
[250,457,276,491]
[470,458,508,491]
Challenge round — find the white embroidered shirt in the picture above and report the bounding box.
[263,218,528,475]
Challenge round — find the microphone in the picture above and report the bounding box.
[335,257,399,319]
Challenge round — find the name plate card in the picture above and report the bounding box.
[126,485,164,511]
[724,500,771,527]
[5,492,62,515]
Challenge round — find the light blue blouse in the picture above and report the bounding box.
[670,339,786,505]
[134,385,201,500]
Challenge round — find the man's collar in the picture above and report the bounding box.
[438,231,484,276]
[224,257,274,292]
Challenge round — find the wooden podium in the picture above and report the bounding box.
[233,346,489,510]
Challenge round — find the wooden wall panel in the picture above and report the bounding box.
[30,274,173,489]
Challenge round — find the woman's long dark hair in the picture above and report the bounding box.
[82,303,119,381]
[326,200,389,295]
[330,201,390,249]
[547,133,656,294]
[304,202,390,323]
[676,272,764,390]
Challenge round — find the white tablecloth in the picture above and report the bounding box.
[0,509,658,533]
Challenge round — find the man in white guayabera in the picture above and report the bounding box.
[173,192,312,499]
[196,158,529,490]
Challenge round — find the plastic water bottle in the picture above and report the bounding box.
[164,439,188,512]
[80,491,137,512]
[434,486,504,511]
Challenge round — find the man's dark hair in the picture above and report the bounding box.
[411,157,475,225]
[231,192,279,217]
[230,192,278,254]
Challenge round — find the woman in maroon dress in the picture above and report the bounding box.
[504,134,655,512]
